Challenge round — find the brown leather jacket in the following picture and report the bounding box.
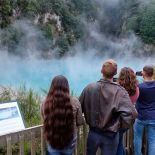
[79,79,137,133]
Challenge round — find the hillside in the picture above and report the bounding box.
[0,0,155,57]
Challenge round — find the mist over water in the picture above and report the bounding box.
[0,50,151,95]
[0,0,154,95]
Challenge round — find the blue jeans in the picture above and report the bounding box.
[47,138,76,155]
[116,129,127,155]
[134,119,155,155]
[87,128,119,155]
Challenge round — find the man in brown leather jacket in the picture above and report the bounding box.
[79,59,137,155]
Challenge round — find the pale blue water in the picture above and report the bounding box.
[0,55,101,95]
[0,55,148,95]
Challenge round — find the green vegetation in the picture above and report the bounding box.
[0,0,12,28]
[17,86,41,126]
[0,0,96,56]
[0,85,42,154]
[0,0,155,56]
[0,85,42,127]
[139,3,155,44]
[153,67,155,79]
[126,0,155,44]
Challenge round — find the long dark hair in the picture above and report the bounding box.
[118,67,137,96]
[43,75,74,149]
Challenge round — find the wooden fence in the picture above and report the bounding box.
[0,124,147,155]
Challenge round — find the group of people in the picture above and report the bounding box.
[41,59,155,155]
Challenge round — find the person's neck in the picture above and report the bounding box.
[103,77,113,82]
[144,77,153,82]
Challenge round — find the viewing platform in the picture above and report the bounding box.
[0,124,147,155]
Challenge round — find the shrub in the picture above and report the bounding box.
[0,85,42,127]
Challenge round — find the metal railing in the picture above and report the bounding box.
[0,125,147,155]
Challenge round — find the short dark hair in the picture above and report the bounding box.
[143,65,154,77]
[101,59,117,79]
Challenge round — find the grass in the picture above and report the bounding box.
[0,85,42,127]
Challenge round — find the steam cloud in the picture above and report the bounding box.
[0,0,154,95]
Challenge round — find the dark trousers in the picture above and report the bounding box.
[116,129,127,155]
[86,128,119,155]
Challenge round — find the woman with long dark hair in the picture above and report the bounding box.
[41,75,83,155]
[116,67,139,155]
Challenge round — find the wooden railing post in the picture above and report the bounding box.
[75,127,80,155]
[129,127,134,155]
[41,127,46,155]
[83,123,87,155]
[126,130,130,155]
[96,149,101,155]
[19,133,24,155]
[6,135,12,155]
[31,131,36,155]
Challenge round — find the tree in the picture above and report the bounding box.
[57,33,69,56]
[0,0,12,28]
[139,3,155,44]
[122,0,140,33]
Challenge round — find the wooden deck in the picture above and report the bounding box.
[0,124,147,155]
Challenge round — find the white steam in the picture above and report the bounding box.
[0,0,155,95]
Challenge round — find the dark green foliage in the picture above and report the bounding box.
[125,0,155,45]
[126,16,140,33]
[17,86,41,127]
[139,3,155,44]
[71,0,97,20]
[1,0,155,56]
[0,0,92,56]
[42,24,53,40]
[121,0,140,32]
[57,34,69,56]
[16,0,29,15]
[0,85,42,127]
[153,67,155,79]
[1,26,24,55]
[0,0,12,28]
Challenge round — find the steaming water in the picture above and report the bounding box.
[0,55,101,95]
[0,54,146,96]
[0,0,152,96]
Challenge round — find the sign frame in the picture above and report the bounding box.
[0,101,25,135]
